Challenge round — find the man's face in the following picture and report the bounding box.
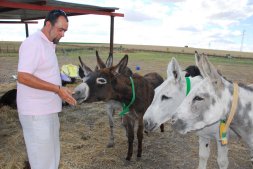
[49,16,68,44]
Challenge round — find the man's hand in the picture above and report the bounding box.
[57,86,77,106]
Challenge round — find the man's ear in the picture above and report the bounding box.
[45,20,52,28]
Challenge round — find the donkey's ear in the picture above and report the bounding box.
[167,57,183,82]
[201,55,224,90]
[195,51,206,77]
[78,56,92,76]
[78,65,85,78]
[96,50,106,69]
[195,51,201,66]
[105,52,113,68]
[113,54,128,74]
[79,56,84,68]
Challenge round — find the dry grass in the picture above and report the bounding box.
[1,46,253,169]
[1,103,252,169]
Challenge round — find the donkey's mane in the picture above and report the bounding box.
[216,70,233,84]
[217,70,253,91]
[132,73,142,78]
[208,69,253,92]
[238,83,253,92]
[184,65,253,92]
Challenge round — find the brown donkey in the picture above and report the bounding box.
[73,54,163,160]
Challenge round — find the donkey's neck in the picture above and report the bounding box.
[223,80,253,137]
[113,74,154,113]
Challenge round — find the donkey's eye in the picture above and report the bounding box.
[193,96,204,101]
[96,77,107,84]
[161,95,171,101]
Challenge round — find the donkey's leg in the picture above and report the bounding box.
[250,148,253,164]
[159,124,165,132]
[198,136,210,169]
[232,128,253,165]
[244,139,253,165]
[216,140,229,169]
[242,132,253,165]
[137,115,144,158]
[105,103,115,148]
[126,116,135,161]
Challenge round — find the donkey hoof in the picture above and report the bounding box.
[137,153,142,158]
[123,159,131,166]
[160,124,165,132]
[125,156,131,161]
[23,161,31,169]
[136,156,142,161]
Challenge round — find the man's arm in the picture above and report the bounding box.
[18,72,59,92]
[18,72,76,105]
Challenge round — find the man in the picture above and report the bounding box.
[17,10,76,169]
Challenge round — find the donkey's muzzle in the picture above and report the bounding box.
[73,83,90,104]
[144,119,158,132]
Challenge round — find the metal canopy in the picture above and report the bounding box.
[0,0,124,54]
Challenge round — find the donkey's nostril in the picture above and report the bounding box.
[144,119,158,132]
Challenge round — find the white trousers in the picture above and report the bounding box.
[19,113,60,169]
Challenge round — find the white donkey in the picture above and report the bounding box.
[144,54,232,169]
[171,53,253,165]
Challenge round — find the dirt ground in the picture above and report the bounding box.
[1,54,253,169]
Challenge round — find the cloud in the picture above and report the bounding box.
[1,0,253,52]
[210,11,247,20]
[178,26,201,32]
[124,9,156,22]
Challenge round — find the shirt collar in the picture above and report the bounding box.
[39,30,56,48]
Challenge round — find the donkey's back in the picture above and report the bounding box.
[0,89,17,109]
[144,72,164,89]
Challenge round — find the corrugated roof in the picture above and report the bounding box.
[0,0,124,21]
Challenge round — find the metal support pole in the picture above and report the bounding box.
[25,22,29,37]
[110,16,114,56]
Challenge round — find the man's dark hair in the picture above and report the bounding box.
[44,9,68,26]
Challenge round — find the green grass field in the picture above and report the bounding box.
[1,41,253,82]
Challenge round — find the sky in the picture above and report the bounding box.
[1,0,253,52]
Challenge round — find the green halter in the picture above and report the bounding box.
[185,77,191,96]
[119,77,136,117]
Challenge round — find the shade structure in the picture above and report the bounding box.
[0,0,124,55]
